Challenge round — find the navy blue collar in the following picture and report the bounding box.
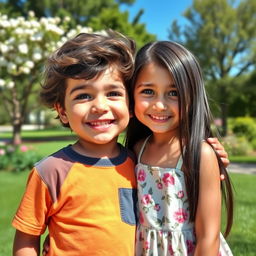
[62,144,128,167]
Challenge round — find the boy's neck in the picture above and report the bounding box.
[72,139,120,159]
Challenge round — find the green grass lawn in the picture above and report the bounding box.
[0,129,255,254]
[0,171,255,255]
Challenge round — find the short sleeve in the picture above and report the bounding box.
[12,168,52,235]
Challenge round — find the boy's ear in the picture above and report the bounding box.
[54,103,69,124]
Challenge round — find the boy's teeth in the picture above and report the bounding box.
[90,121,111,126]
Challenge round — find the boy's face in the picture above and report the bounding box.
[56,66,130,146]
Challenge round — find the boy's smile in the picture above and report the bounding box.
[56,66,130,155]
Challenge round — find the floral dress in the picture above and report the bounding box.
[135,136,233,256]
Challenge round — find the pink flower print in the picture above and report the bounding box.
[173,208,188,223]
[177,190,184,198]
[141,194,152,205]
[139,231,143,241]
[138,169,146,182]
[139,211,144,224]
[144,241,150,250]
[186,239,195,254]
[162,173,175,186]
[168,244,174,255]
[157,182,163,189]
[154,203,161,211]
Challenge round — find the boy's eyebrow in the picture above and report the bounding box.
[70,84,89,95]
[69,83,126,95]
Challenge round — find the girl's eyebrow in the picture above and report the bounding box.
[136,82,176,88]
[135,82,153,88]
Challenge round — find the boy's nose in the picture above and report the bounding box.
[91,97,109,113]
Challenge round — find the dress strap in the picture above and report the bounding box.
[137,135,151,163]
[175,154,183,170]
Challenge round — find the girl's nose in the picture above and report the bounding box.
[153,99,167,111]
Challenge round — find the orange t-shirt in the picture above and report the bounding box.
[12,145,137,256]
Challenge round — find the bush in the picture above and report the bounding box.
[222,135,252,156]
[231,117,256,142]
[0,144,41,172]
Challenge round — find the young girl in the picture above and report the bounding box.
[126,41,233,255]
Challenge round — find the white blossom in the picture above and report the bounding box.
[7,62,17,73]
[0,56,7,66]
[28,11,35,18]
[20,66,30,74]
[0,43,9,53]
[6,81,15,89]
[0,79,5,87]
[18,43,29,54]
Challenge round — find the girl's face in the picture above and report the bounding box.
[134,62,179,136]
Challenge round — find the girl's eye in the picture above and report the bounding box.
[74,94,91,100]
[141,89,154,95]
[168,90,178,97]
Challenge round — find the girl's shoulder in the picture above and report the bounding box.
[133,139,145,157]
[200,141,220,178]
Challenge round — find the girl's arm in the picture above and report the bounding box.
[13,230,40,256]
[194,142,221,256]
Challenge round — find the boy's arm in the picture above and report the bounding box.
[13,230,40,256]
[207,137,229,167]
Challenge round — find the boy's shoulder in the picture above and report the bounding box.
[35,145,73,170]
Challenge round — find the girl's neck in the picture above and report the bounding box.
[141,132,181,168]
[151,130,179,147]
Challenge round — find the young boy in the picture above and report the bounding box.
[12,31,230,256]
[12,31,137,256]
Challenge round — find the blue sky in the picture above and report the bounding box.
[120,0,193,40]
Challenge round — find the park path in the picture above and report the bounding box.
[228,163,256,175]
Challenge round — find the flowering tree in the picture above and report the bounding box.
[0,11,93,144]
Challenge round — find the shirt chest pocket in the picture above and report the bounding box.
[118,188,137,225]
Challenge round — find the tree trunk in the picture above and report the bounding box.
[220,102,228,137]
[11,89,23,145]
[12,122,22,145]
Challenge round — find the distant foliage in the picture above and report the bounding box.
[222,135,252,156]
[0,143,41,172]
[230,117,256,142]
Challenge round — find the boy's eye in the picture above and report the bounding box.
[107,91,122,97]
[74,94,91,100]
[141,89,154,95]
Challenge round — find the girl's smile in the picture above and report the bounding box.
[134,62,179,136]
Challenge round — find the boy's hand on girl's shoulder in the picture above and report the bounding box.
[42,235,50,256]
[207,137,230,168]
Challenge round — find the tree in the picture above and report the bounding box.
[168,0,256,135]
[88,5,156,49]
[0,12,93,144]
[0,0,156,65]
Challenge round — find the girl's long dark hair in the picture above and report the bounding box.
[126,41,233,237]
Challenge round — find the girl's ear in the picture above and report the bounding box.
[54,103,69,124]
